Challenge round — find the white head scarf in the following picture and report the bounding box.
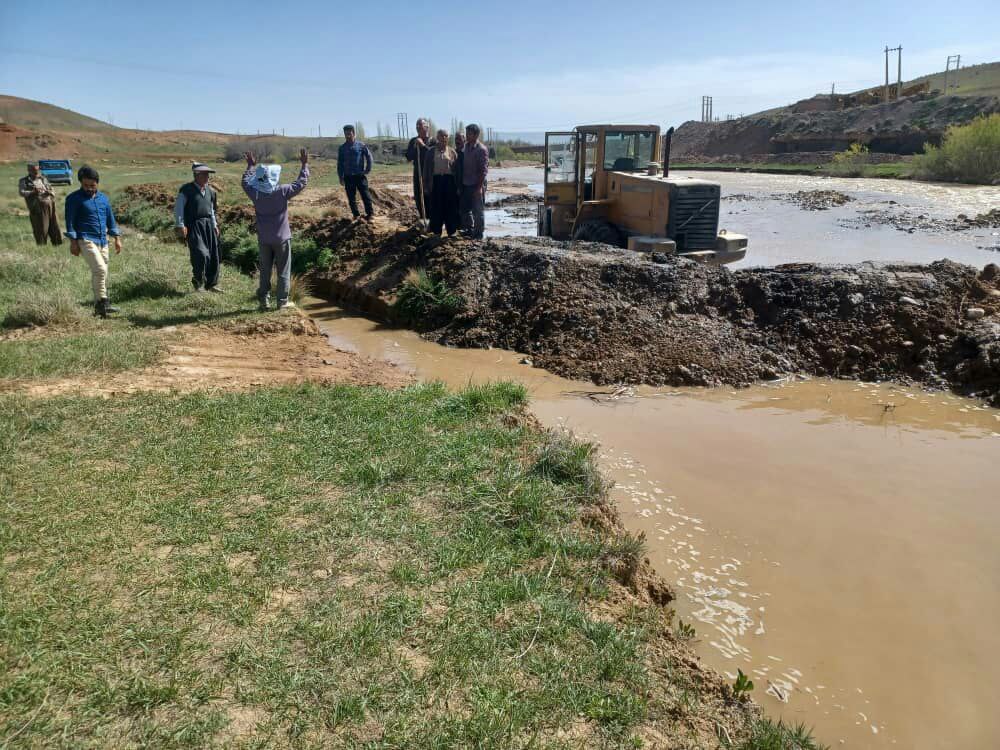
[252,164,282,194]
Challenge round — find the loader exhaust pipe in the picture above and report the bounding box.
[662,126,674,178]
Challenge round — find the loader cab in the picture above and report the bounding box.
[537,122,749,265]
[539,125,660,239]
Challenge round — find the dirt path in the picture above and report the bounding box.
[4,313,411,397]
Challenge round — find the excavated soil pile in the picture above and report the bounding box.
[315,185,418,224]
[313,226,1000,404]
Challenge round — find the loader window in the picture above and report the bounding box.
[545,133,577,183]
[603,131,656,171]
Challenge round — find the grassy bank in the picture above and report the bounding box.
[0,381,822,748]
[0,207,260,380]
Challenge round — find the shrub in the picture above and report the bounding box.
[392,268,462,324]
[116,199,174,238]
[113,268,183,301]
[735,718,825,750]
[219,223,259,274]
[288,274,313,303]
[290,237,334,275]
[912,113,1000,184]
[2,289,85,329]
[828,142,869,177]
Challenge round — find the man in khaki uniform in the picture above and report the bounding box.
[18,164,63,245]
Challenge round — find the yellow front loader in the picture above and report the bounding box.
[537,124,748,265]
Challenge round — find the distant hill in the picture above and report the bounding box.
[0,94,352,163]
[852,61,1000,100]
[0,95,116,132]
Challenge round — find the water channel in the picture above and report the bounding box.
[317,167,999,748]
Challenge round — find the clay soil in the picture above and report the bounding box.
[310,225,1000,406]
[4,313,411,397]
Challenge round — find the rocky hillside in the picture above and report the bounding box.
[672,93,1000,160]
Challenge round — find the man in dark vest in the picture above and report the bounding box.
[18,163,63,245]
[174,163,223,292]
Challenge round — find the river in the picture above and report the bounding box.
[483,166,1000,270]
[312,167,999,748]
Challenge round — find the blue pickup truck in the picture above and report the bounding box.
[38,159,73,185]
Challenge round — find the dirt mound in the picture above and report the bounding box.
[315,184,418,223]
[311,224,1000,404]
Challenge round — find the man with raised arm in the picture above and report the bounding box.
[242,149,309,311]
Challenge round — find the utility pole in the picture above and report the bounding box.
[831,83,835,95]
[396,113,408,140]
[700,96,713,122]
[884,46,890,103]
[883,45,902,101]
[897,45,902,99]
[944,54,961,92]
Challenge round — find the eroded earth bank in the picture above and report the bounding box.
[308,220,1000,406]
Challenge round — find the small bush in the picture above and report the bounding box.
[290,237,334,275]
[0,252,46,285]
[113,268,183,301]
[828,142,868,177]
[532,432,607,498]
[912,113,1000,184]
[117,200,174,237]
[288,274,313,303]
[735,718,825,750]
[393,268,462,324]
[219,223,259,274]
[2,289,85,329]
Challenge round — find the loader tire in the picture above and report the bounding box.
[572,220,623,248]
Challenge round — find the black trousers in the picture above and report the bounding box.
[345,174,374,217]
[429,175,460,236]
[29,201,63,245]
[186,217,220,289]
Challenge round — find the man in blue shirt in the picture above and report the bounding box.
[65,166,122,318]
[337,125,374,220]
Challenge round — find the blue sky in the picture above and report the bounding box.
[1,0,998,136]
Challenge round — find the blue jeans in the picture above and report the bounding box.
[258,239,292,305]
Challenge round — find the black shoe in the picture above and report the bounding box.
[94,298,118,318]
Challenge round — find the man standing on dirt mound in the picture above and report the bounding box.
[64,166,122,319]
[337,125,374,221]
[19,163,62,246]
[460,124,489,239]
[405,117,433,219]
[174,163,222,293]
[242,148,309,311]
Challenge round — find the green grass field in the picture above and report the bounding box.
[0,184,262,380]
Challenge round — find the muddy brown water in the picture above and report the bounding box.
[307,302,999,749]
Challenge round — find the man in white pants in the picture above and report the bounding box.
[64,166,123,318]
